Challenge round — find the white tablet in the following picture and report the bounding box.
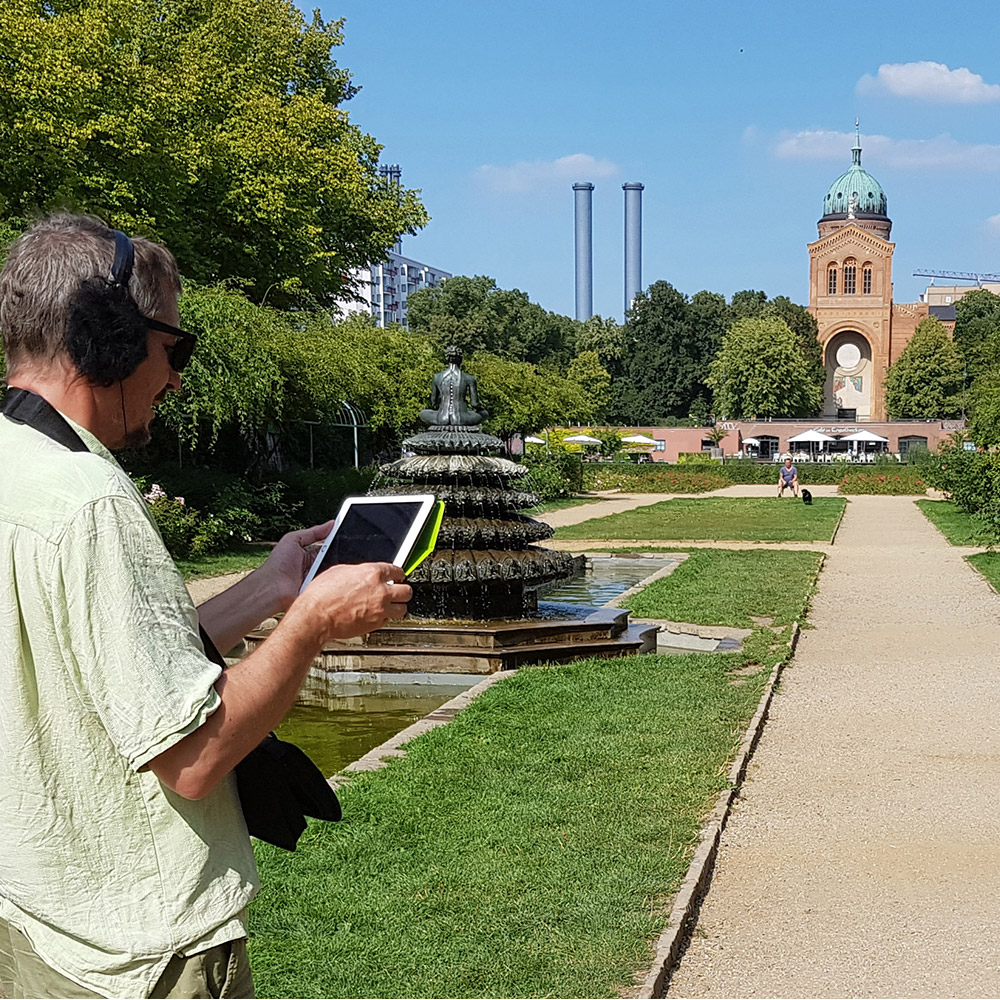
[299,494,438,593]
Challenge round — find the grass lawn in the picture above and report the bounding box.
[248,544,823,998]
[249,650,774,999]
[175,544,271,582]
[915,499,996,546]
[968,552,1000,592]
[553,497,846,543]
[623,548,824,627]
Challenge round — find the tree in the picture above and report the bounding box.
[968,371,1000,449]
[707,316,823,419]
[565,350,611,420]
[608,281,727,424]
[954,288,1000,380]
[406,275,579,366]
[575,314,625,379]
[465,353,597,440]
[0,0,427,305]
[884,316,964,419]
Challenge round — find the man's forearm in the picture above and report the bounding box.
[146,601,326,799]
[197,566,283,655]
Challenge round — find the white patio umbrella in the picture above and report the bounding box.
[524,435,545,444]
[563,433,601,444]
[786,429,836,443]
[840,430,889,443]
[621,433,657,445]
[741,437,760,447]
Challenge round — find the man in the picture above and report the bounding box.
[777,456,800,498]
[0,214,412,998]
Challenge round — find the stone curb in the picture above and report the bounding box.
[636,621,802,1000]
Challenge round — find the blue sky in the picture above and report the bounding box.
[320,0,1000,322]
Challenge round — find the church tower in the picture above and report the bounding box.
[807,124,926,421]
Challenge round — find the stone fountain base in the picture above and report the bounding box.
[246,609,658,675]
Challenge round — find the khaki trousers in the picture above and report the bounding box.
[0,917,254,999]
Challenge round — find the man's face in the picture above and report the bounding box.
[785,459,792,467]
[117,295,183,449]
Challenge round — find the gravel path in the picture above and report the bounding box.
[666,495,1000,999]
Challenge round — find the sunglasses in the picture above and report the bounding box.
[146,317,198,373]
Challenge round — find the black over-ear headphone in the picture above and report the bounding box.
[66,230,149,387]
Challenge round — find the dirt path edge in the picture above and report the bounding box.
[636,622,802,1000]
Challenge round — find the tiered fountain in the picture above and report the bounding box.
[248,348,656,672]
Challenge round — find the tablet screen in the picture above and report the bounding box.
[313,500,428,573]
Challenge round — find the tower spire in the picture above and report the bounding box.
[852,119,862,166]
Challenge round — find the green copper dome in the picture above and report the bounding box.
[822,127,887,218]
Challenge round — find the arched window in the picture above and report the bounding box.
[843,258,857,295]
[863,264,873,295]
[827,266,837,295]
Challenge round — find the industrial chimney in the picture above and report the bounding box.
[623,182,644,316]
[573,182,594,321]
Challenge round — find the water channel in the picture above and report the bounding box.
[277,556,673,775]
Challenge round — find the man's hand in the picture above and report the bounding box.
[297,561,412,641]
[257,521,335,614]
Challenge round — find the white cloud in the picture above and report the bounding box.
[774,128,1000,171]
[986,214,1000,236]
[475,153,619,194]
[856,61,1000,104]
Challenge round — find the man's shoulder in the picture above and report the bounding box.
[0,419,140,533]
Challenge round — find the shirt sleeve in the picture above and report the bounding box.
[55,494,222,771]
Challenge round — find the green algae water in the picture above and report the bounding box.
[275,680,474,778]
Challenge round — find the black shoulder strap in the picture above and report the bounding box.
[1,387,89,453]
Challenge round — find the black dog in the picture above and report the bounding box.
[801,488,813,505]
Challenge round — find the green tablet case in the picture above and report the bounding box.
[403,500,445,575]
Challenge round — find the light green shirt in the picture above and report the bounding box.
[0,412,258,998]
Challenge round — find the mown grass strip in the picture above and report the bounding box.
[524,496,603,515]
[249,651,773,999]
[553,497,845,543]
[622,548,823,627]
[915,499,996,547]
[968,552,1000,592]
[176,544,271,581]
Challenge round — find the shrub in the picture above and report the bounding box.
[583,467,728,493]
[930,448,1000,541]
[837,470,928,495]
[522,452,584,500]
[677,452,720,464]
[278,467,378,530]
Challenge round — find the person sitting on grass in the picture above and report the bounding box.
[777,456,799,498]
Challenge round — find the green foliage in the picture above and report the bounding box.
[0,0,426,306]
[837,470,928,495]
[967,370,1000,448]
[522,451,583,500]
[676,452,719,464]
[575,314,625,378]
[929,447,1000,541]
[278,466,377,530]
[467,353,600,438]
[954,288,1000,378]
[406,275,581,367]
[581,467,730,493]
[883,316,964,419]
[565,350,611,420]
[707,316,824,418]
[609,282,727,423]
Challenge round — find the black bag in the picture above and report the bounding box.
[2,388,339,852]
[199,627,341,851]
